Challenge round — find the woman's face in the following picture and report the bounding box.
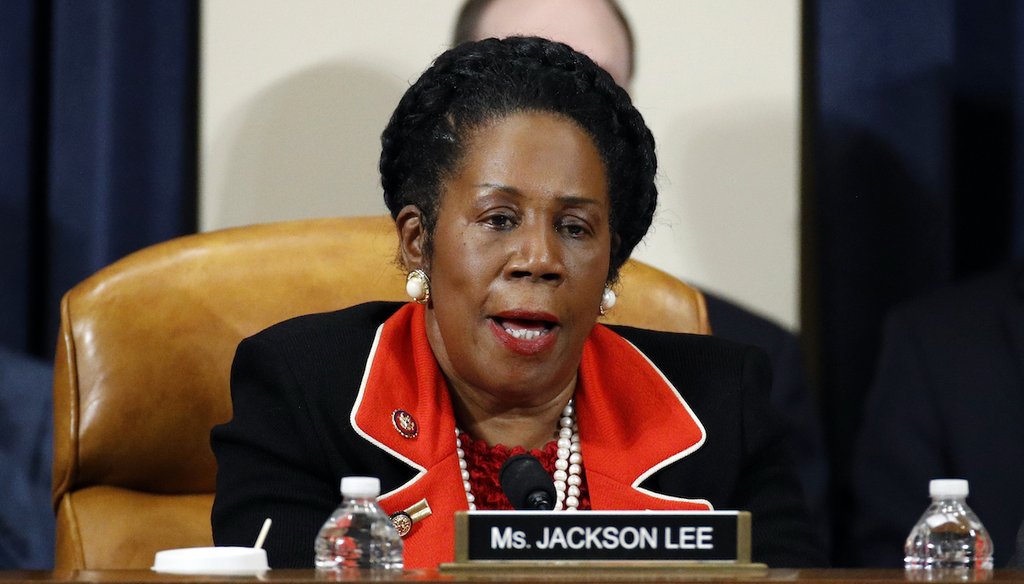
[424,111,612,406]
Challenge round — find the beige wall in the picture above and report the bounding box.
[200,0,801,329]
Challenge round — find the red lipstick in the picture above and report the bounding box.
[489,310,560,356]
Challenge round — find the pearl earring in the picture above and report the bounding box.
[406,269,430,304]
[599,286,616,316]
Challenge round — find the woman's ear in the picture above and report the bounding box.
[395,205,427,270]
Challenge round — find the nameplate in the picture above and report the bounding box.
[448,510,752,566]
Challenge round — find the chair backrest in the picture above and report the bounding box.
[52,215,709,569]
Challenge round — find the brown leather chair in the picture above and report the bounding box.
[51,215,709,569]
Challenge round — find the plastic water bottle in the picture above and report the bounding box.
[314,476,404,570]
[904,479,993,579]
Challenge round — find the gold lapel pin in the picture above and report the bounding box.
[391,409,419,439]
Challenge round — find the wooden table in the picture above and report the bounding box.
[1,570,1023,584]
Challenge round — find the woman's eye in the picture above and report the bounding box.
[559,221,591,238]
[484,214,515,229]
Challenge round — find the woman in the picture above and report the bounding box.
[211,37,824,568]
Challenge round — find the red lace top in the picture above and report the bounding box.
[458,432,592,510]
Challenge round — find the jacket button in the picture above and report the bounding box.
[390,511,413,537]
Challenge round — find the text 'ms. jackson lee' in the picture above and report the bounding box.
[455,510,751,563]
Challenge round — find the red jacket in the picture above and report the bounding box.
[355,303,713,567]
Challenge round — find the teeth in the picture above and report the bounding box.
[504,327,547,340]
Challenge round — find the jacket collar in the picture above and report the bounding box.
[349,303,463,568]
[350,303,710,567]
[576,325,710,509]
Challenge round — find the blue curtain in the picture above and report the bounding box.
[806,0,1024,564]
[0,0,197,568]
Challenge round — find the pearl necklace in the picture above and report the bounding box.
[456,400,583,511]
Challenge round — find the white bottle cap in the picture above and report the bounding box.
[340,476,381,498]
[929,478,969,498]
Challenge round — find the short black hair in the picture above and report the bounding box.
[379,36,656,283]
[450,0,635,83]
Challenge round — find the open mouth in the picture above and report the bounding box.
[495,317,555,340]
[489,311,560,355]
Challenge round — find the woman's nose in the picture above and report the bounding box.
[506,223,565,283]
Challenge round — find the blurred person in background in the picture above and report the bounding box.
[852,261,1024,568]
[0,349,53,569]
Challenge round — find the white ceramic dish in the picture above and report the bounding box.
[152,546,269,576]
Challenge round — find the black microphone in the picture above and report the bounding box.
[500,453,556,510]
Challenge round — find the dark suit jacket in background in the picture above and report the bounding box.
[852,264,1024,567]
[0,349,54,569]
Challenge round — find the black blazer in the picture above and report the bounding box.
[211,302,826,568]
[704,291,829,537]
[852,264,1024,567]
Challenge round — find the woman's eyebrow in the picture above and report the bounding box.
[474,182,520,195]
[475,184,601,207]
[557,195,601,207]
